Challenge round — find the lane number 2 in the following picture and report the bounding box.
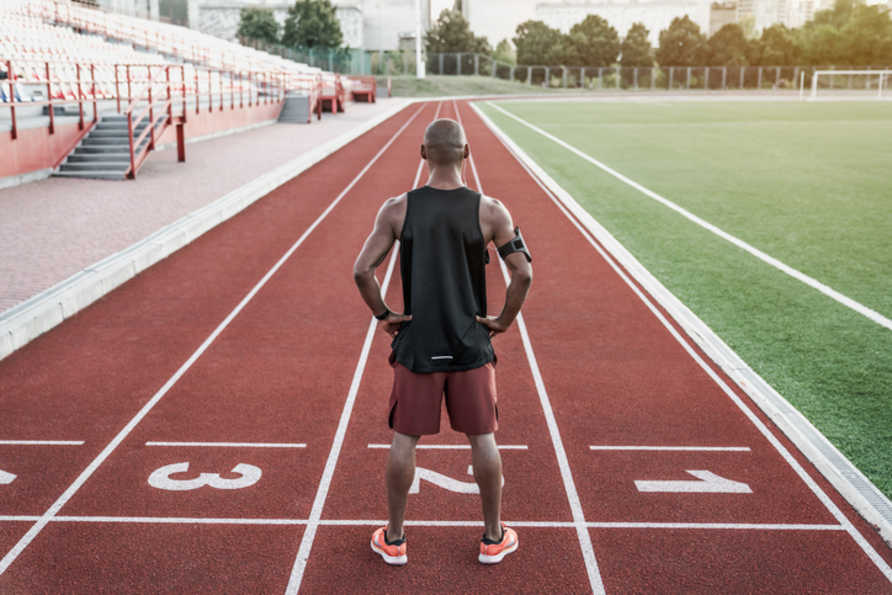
[410,465,504,495]
[148,462,262,491]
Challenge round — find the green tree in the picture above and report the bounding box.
[237,7,280,45]
[797,0,892,65]
[705,23,749,65]
[493,39,516,65]
[424,9,491,54]
[565,14,620,67]
[754,24,800,65]
[282,0,343,49]
[800,22,846,64]
[621,22,652,67]
[656,15,706,66]
[839,4,892,65]
[513,20,564,65]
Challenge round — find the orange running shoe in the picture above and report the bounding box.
[478,525,518,564]
[370,526,407,566]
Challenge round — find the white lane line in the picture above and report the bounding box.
[0,103,428,578]
[367,443,528,450]
[586,522,845,531]
[485,101,892,332]
[52,516,309,525]
[471,102,892,583]
[0,441,84,446]
[589,445,750,452]
[0,516,848,532]
[454,98,606,595]
[284,101,442,595]
[145,442,306,448]
[320,519,575,527]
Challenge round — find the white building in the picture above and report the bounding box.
[98,0,160,20]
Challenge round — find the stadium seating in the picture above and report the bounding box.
[1,0,358,110]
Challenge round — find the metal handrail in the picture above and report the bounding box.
[2,58,292,142]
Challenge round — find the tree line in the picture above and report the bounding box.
[236,0,892,67]
[237,0,343,49]
[428,0,892,68]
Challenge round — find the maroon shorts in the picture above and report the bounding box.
[388,362,498,436]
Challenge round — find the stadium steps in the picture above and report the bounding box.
[278,94,311,123]
[54,115,159,180]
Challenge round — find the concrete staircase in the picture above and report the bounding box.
[278,94,311,124]
[54,115,155,180]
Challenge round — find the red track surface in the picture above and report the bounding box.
[1,99,890,593]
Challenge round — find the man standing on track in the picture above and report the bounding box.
[353,118,533,566]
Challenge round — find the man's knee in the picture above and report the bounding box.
[467,432,496,450]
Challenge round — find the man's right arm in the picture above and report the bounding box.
[477,198,532,336]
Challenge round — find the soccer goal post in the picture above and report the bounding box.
[809,69,892,100]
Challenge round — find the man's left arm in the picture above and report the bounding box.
[353,198,411,336]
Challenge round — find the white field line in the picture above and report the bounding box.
[0,103,428,578]
[144,442,306,448]
[471,102,892,581]
[0,440,84,446]
[366,443,528,450]
[589,446,750,452]
[485,101,892,332]
[454,98,606,595]
[0,516,845,531]
[284,101,442,595]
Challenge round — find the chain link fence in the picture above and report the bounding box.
[237,42,890,91]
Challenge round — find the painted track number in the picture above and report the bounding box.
[148,462,262,491]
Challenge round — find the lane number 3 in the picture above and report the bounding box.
[148,462,262,491]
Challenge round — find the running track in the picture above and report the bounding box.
[0,100,890,593]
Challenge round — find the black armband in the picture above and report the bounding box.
[497,227,532,263]
[374,307,392,321]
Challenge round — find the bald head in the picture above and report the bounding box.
[422,118,468,166]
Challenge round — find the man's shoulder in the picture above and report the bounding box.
[377,193,409,235]
[478,194,511,222]
[379,193,408,216]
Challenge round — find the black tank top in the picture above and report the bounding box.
[390,185,494,373]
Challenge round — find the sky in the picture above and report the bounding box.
[430,0,454,21]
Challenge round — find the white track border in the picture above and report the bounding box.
[470,101,892,575]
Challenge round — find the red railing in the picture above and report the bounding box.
[123,64,178,178]
[116,63,290,178]
[4,58,103,140]
[2,57,307,180]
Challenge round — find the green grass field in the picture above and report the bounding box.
[478,100,892,498]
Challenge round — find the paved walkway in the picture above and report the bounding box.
[0,98,410,313]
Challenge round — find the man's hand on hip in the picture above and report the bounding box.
[476,315,510,337]
[381,313,412,337]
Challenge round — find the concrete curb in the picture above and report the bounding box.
[0,98,412,362]
[470,101,892,549]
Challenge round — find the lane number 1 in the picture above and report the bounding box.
[635,470,752,494]
[0,469,15,485]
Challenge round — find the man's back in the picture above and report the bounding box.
[391,185,492,374]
